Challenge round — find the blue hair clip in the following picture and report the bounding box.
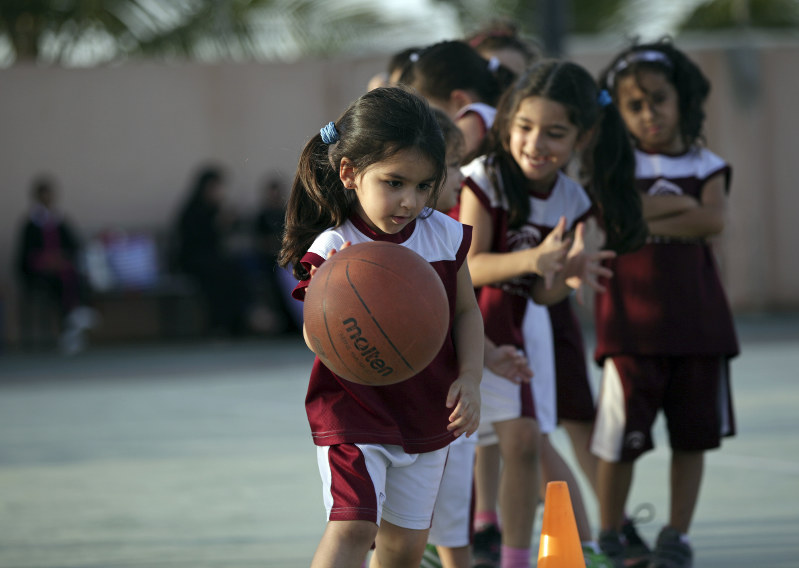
[320,121,339,144]
[598,89,613,107]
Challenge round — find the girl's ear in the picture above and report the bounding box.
[576,127,597,152]
[450,89,475,112]
[339,157,356,189]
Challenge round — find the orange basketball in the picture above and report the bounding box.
[303,241,450,386]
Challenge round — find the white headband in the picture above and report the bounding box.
[607,50,672,87]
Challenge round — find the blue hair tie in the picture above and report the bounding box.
[597,89,613,107]
[320,121,339,144]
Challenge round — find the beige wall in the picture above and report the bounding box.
[2,38,798,342]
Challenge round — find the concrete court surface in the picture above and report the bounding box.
[0,312,797,568]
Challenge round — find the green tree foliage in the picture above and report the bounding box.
[0,0,400,65]
[434,0,627,37]
[679,0,799,30]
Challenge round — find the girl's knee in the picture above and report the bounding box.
[374,524,428,567]
[499,421,539,462]
[329,519,378,550]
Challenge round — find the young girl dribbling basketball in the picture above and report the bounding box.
[592,39,739,568]
[279,87,485,568]
[458,59,647,568]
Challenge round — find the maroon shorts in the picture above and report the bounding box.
[549,298,595,423]
[553,326,596,423]
[590,354,736,462]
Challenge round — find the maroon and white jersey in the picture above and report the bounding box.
[292,209,472,454]
[462,155,594,350]
[455,102,497,139]
[594,147,739,361]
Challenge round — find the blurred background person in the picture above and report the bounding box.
[173,164,256,338]
[252,171,296,335]
[367,46,421,91]
[14,174,97,354]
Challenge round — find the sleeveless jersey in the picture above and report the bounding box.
[462,155,594,347]
[293,210,472,454]
[455,102,497,138]
[462,156,594,417]
[447,102,497,221]
[594,147,740,361]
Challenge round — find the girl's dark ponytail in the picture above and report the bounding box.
[588,101,648,254]
[279,132,354,279]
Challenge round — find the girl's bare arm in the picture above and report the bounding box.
[447,261,485,438]
[459,186,568,288]
[646,173,727,238]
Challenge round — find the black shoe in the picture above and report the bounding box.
[598,529,626,568]
[472,523,501,568]
[622,505,654,568]
[647,526,692,568]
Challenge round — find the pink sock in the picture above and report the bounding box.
[501,545,530,568]
[474,510,499,531]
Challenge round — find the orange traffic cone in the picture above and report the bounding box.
[537,481,585,567]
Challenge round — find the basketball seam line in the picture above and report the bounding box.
[320,266,363,381]
[345,264,415,372]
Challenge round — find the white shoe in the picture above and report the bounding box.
[59,328,86,356]
[66,306,100,330]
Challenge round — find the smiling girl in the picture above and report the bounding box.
[458,59,646,568]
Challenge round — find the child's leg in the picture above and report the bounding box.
[427,438,475,568]
[472,444,502,567]
[435,545,472,568]
[473,442,501,526]
[371,521,430,567]
[561,419,599,494]
[591,355,663,532]
[596,458,634,531]
[664,355,732,535]
[313,520,377,568]
[669,449,704,534]
[538,433,592,541]
[547,300,600,502]
[375,445,449,567]
[474,368,527,567]
[494,417,539,549]
[316,444,446,568]
[524,301,593,543]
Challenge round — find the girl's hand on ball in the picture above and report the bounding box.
[308,241,352,279]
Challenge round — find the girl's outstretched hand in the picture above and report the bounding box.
[446,373,481,438]
[563,222,615,304]
[581,216,606,253]
[485,344,533,384]
[531,216,571,289]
